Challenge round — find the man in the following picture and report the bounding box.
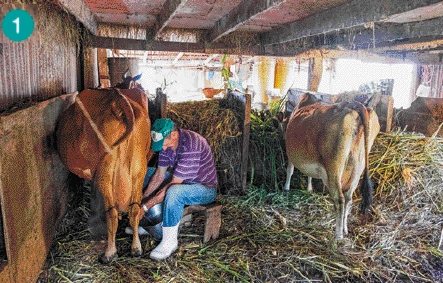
[127,118,217,260]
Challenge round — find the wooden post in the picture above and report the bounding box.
[97,48,110,88]
[385,96,394,133]
[376,95,394,133]
[156,87,168,119]
[241,93,251,191]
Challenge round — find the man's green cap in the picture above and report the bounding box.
[150,119,174,151]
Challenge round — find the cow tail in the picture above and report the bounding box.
[112,89,135,147]
[353,103,373,215]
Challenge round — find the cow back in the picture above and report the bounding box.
[56,89,151,181]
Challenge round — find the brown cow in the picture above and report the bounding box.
[56,88,152,263]
[284,92,380,239]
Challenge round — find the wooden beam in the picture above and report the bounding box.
[382,1,443,23]
[345,17,443,50]
[56,0,98,35]
[148,0,189,41]
[91,35,205,52]
[208,0,287,43]
[90,35,262,55]
[264,16,443,57]
[261,0,443,46]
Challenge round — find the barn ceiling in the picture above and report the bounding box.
[56,0,443,63]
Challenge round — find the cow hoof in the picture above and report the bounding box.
[131,248,143,257]
[98,253,118,264]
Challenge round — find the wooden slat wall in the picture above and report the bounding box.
[0,42,78,114]
[0,3,78,115]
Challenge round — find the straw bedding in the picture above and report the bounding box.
[39,100,443,282]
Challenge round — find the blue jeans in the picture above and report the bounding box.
[143,167,217,227]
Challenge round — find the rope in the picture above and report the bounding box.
[76,97,112,153]
[128,202,141,209]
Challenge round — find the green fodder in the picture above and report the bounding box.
[248,98,305,193]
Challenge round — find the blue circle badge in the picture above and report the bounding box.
[2,9,35,42]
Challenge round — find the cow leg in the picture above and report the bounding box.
[307,176,313,193]
[99,206,119,263]
[342,194,353,236]
[128,161,146,257]
[129,203,142,257]
[329,178,345,240]
[343,181,359,236]
[333,195,346,240]
[95,155,119,264]
[284,162,294,191]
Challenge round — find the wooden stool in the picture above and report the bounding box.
[182,201,222,243]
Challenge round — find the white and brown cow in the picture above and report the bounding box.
[56,88,152,263]
[284,92,380,239]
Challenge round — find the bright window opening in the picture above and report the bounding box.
[318,59,415,109]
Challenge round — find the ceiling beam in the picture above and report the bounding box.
[90,35,261,55]
[56,0,98,35]
[92,35,204,52]
[261,0,443,46]
[264,16,443,57]
[207,0,287,43]
[147,0,189,41]
[326,17,443,51]
[382,1,443,23]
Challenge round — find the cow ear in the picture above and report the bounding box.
[133,74,142,81]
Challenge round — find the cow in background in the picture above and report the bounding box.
[115,68,143,91]
[56,88,152,263]
[113,69,162,125]
[284,92,380,240]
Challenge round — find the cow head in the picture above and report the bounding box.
[115,69,143,90]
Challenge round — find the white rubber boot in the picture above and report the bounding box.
[149,223,179,260]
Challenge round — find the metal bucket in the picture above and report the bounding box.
[145,222,163,241]
[143,202,163,225]
[139,203,163,240]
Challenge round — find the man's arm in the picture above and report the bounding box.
[142,166,168,199]
[139,175,183,220]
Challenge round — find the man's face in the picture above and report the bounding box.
[162,131,178,151]
[162,135,172,150]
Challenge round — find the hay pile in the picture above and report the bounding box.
[167,98,244,193]
[167,99,241,163]
[369,129,443,197]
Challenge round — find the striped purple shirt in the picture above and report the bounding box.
[158,129,217,187]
